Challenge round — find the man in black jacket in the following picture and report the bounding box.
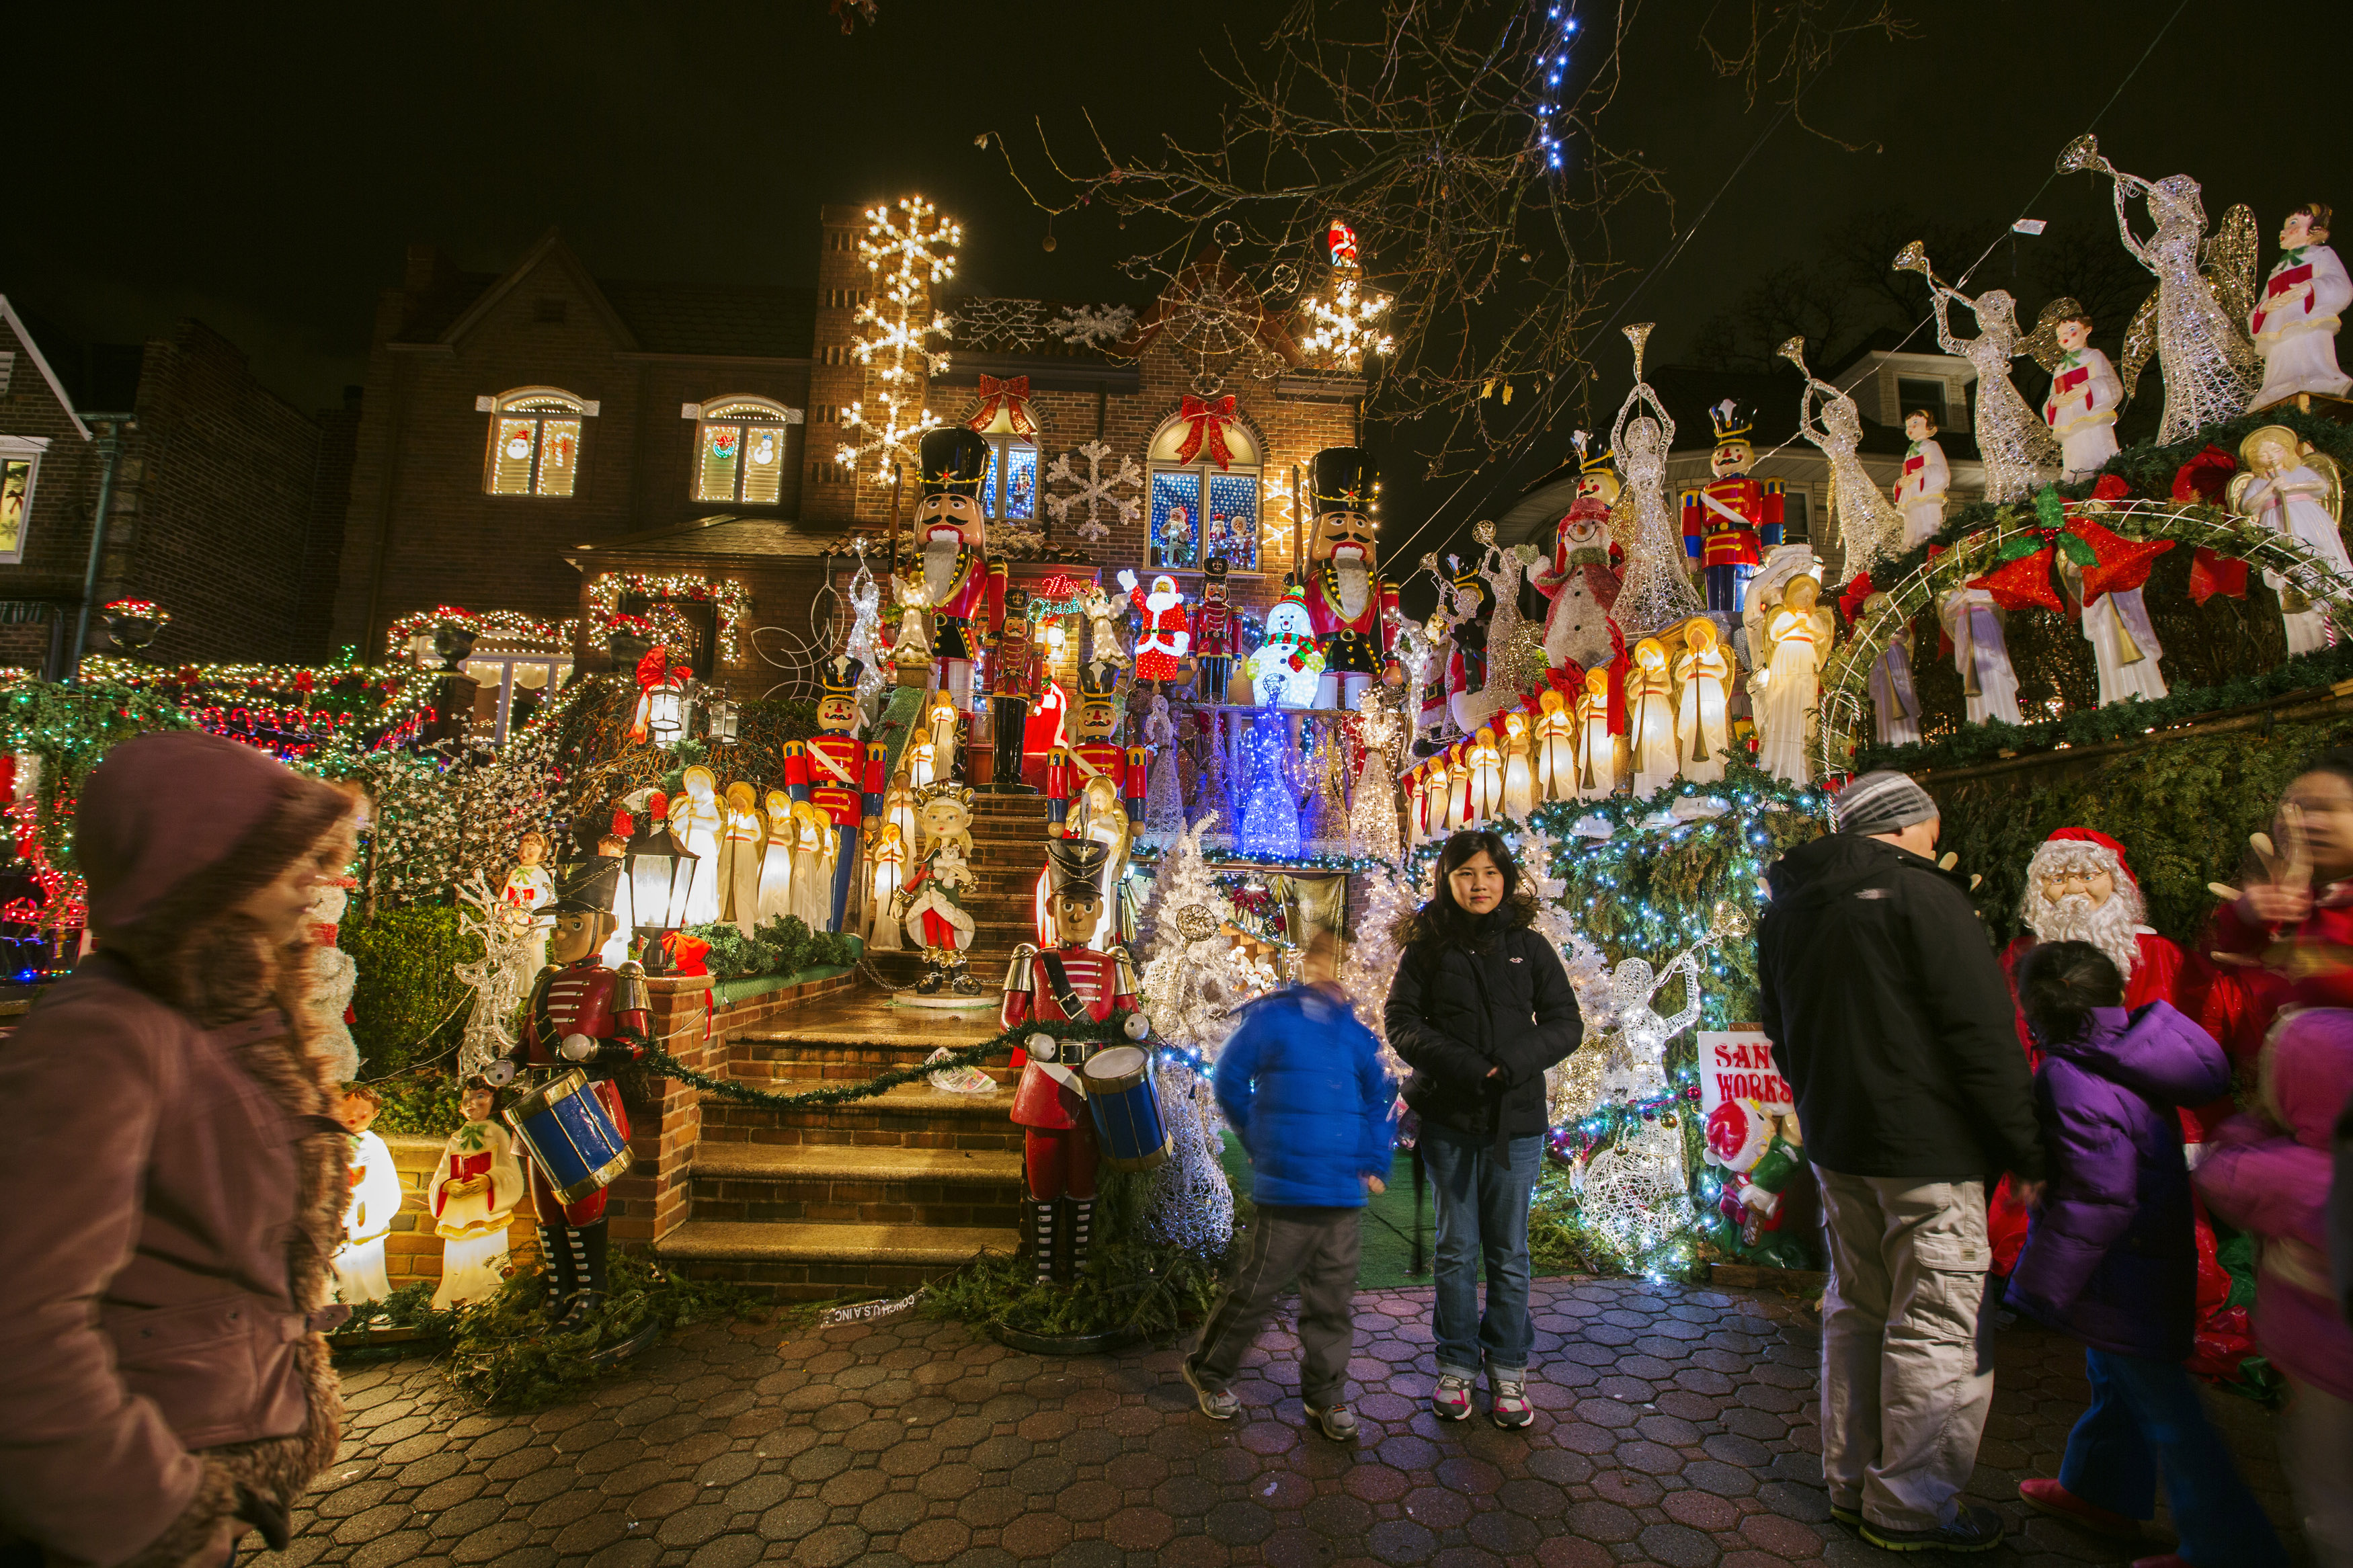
[1758,770,2043,1555]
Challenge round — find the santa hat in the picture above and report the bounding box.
[2038,826,2136,888]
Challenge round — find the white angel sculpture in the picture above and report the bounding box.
[1595,947,1704,1104]
[1611,324,1707,633]
[1781,337,1903,576]
[1898,243,2060,503]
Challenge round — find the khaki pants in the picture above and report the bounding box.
[1189,1206,1363,1410]
[1817,1167,1996,1531]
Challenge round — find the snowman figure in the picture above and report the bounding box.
[1248,586,1326,708]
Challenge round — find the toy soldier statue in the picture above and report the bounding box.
[910,425,1008,728]
[485,862,649,1329]
[1298,446,1400,710]
[1192,554,1236,702]
[1680,402,1784,612]
[1001,839,1143,1282]
[782,655,886,932]
[985,583,1041,792]
[1045,659,1144,946]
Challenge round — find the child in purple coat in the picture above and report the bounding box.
[2005,942,2284,1568]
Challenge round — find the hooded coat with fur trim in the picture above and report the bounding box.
[0,731,355,1567]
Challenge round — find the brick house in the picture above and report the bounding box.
[0,298,360,675]
[331,209,1371,717]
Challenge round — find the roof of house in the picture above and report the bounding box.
[1,298,101,436]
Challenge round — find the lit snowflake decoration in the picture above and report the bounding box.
[1046,440,1143,545]
[1049,303,1138,352]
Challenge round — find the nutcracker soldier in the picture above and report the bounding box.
[910,425,1008,720]
[1044,659,1144,946]
[1298,446,1401,710]
[782,654,887,932]
[1001,838,1145,1282]
[1192,554,1236,702]
[485,862,649,1329]
[985,583,1041,792]
[1680,403,1784,612]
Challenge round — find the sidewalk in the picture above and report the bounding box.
[247,1274,2305,1568]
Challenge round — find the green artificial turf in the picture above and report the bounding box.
[1218,1131,1433,1290]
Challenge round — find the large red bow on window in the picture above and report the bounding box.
[1174,395,1239,470]
[967,375,1039,440]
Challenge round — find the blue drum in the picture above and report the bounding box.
[1082,1046,1170,1172]
[504,1069,633,1205]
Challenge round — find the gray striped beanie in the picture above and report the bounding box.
[1831,770,1939,836]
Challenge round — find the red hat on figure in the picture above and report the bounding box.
[2042,826,2137,888]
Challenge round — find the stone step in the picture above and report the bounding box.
[698,1079,1027,1152]
[655,1218,1017,1300]
[687,1144,1024,1229]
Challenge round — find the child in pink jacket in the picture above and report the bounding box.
[2195,1009,2353,1568]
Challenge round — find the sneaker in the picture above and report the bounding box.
[1860,1503,2005,1554]
[1181,1359,1240,1420]
[1829,1503,1862,1528]
[1431,1373,1474,1421]
[2130,1557,2188,1568]
[1489,1374,1534,1430]
[2019,1478,2142,1542]
[1306,1403,1359,1442]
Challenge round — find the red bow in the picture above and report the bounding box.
[2189,547,2249,605]
[967,374,1039,439]
[1174,395,1238,470]
[2171,443,2238,504]
[635,645,674,691]
[1605,620,1628,735]
[1837,572,1876,626]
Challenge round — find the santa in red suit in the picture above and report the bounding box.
[1115,569,1191,686]
[1002,839,1143,1282]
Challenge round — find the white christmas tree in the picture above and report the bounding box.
[1138,815,1248,1057]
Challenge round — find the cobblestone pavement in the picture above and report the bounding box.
[249,1276,2306,1568]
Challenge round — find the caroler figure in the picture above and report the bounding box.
[782,655,887,932]
[1001,838,1146,1282]
[484,862,649,1329]
[1895,409,1952,547]
[2030,300,2124,483]
[427,1077,525,1309]
[2250,202,2352,407]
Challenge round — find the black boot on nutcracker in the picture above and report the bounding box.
[917,946,947,995]
[488,864,649,1336]
[1002,839,1141,1286]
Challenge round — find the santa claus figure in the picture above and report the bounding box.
[2250,202,2352,408]
[1529,431,1624,672]
[1117,569,1191,686]
[910,425,1008,718]
[1298,446,1399,710]
[1191,556,1236,702]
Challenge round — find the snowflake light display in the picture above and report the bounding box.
[1049,302,1138,352]
[1299,275,1394,372]
[837,196,961,492]
[1045,440,1143,545]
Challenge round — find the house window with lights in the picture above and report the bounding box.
[968,405,1040,526]
[1145,411,1261,571]
[685,397,803,505]
[479,388,596,497]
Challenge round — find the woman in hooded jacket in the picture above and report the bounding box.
[0,732,361,1567]
[1384,829,1583,1429]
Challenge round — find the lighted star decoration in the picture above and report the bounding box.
[1299,275,1395,372]
[837,196,962,492]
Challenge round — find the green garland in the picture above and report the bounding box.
[643,1010,1141,1110]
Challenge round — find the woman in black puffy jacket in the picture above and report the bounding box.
[1385,829,1583,1430]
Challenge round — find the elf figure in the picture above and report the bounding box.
[1117,569,1192,686]
[1680,403,1784,613]
[2251,202,2352,407]
[910,425,1008,720]
[986,583,1041,794]
[896,784,980,994]
[1704,1098,1810,1264]
[485,863,649,1329]
[782,655,887,932]
[1530,432,1625,671]
[331,1086,401,1306]
[1001,838,1143,1283]
[1191,555,1236,702]
[1895,410,1952,546]
[2036,300,2124,482]
[428,1077,525,1309]
[1298,446,1400,710]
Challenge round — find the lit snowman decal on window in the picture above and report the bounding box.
[1248,584,1326,708]
[749,431,776,468]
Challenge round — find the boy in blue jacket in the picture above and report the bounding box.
[1184,927,1397,1441]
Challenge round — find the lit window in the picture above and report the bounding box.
[1145,411,1261,571]
[688,397,802,505]
[463,654,575,742]
[967,398,1041,524]
[0,440,43,565]
[481,388,593,497]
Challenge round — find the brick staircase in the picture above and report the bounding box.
[654,790,1056,1298]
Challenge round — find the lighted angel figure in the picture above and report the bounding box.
[2061,134,2261,441]
[1781,337,1903,575]
[1747,567,1834,786]
[1610,324,1707,632]
[1142,694,1186,845]
[1349,690,1406,858]
[2227,423,2351,653]
[1472,520,1542,708]
[1597,947,1704,1104]
[1897,243,2060,502]
[844,542,887,713]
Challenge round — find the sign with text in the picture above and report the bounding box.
[1696,1030,1793,1124]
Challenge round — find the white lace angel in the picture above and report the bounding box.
[1610,355,1706,634]
[1906,254,2060,503]
[1595,948,1704,1104]
[1783,337,1903,576]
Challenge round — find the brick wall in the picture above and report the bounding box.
[0,310,100,671]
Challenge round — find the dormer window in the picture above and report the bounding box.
[687,397,803,505]
[967,395,1039,523]
[480,387,595,496]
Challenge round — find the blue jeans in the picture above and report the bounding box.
[2059,1348,2286,1568]
[1421,1124,1543,1378]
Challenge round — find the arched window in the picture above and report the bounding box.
[969,399,1040,525]
[688,396,803,505]
[481,387,594,497]
[1145,411,1262,571]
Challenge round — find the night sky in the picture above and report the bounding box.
[7,2,2344,563]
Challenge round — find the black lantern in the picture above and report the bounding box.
[623,814,698,973]
[705,694,738,745]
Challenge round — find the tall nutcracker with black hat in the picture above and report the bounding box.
[1298,446,1400,710]
[1191,554,1236,702]
[483,859,649,1329]
[782,654,887,932]
[1679,403,1784,613]
[1002,838,1147,1282]
[908,426,1009,735]
[984,583,1041,792]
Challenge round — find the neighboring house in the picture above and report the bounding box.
[332,211,1369,702]
[0,297,360,674]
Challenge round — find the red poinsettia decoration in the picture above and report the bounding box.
[2066,510,2173,606]
[2189,547,2249,605]
[1968,545,2066,614]
[1837,571,1876,626]
[2171,443,2237,504]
